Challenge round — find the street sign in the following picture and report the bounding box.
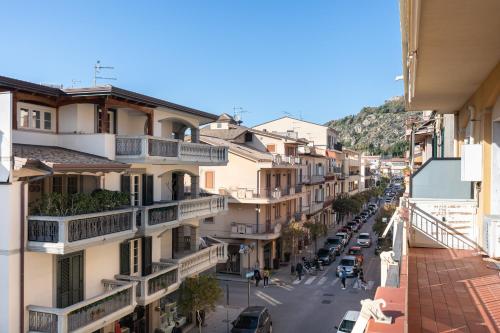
[245,271,254,279]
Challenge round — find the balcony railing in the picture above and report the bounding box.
[231,222,282,237]
[28,280,136,333]
[140,202,179,233]
[163,240,227,280]
[115,135,228,165]
[222,187,298,201]
[178,195,228,221]
[272,154,301,166]
[116,262,179,306]
[27,208,138,254]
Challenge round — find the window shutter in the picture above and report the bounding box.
[205,171,214,189]
[121,175,131,194]
[142,236,153,276]
[120,241,131,275]
[266,144,276,153]
[142,174,154,206]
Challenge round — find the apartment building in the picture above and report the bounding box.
[342,148,361,195]
[253,117,353,225]
[198,114,304,274]
[0,76,229,333]
[363,1,500,331]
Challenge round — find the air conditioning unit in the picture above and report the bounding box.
[461,144,483,181]
[483,215,500,259]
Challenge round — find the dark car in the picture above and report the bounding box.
[346,221,360,232]
[231,306,272,333]
[317,247,336,265]
[325,237,344,255]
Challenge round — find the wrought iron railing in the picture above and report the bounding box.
[28,280,135,333]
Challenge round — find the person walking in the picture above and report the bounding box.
[351,269,360,289]
[296,262,303,281]
[358,267,366,289]
[254,268,262,287]
[340,267,347,290]
[263,269,270,287]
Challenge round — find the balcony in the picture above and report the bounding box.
[271,154,301,167]
[230,221,282,240]
[27,208,138,254]
[302,174,325,185]
[140,202,179,234]
[178,195,228,221]
[305,202,324,216]
[116,263,180,306]
[28,280,136,333]
[162,238,227,280]
[115,135,228,165]
[222,186,300,203]
[333,142,343,151]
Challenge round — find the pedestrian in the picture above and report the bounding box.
[263,269,270,287]
[254,268,262,287]
[340,267,347,290]
[359,267,366,289]
[351,269,360,289]
[296,262,303,281]
[172,322,182,333]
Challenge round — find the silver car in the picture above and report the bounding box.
[336,255,359,277]
[356,233,372,247]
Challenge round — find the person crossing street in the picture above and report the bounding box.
[296,262,303,281]
[340,267,347,290]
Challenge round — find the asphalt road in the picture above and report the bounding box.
[200,207,382,333]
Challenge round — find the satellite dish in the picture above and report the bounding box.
[234,114,241,122]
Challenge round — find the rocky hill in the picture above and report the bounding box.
[325,96,419,156]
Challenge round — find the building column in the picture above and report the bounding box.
[190,175,200,198]
[191,127,200,143]
[191,226,200,251]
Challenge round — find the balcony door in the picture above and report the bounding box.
[57,251,84,308]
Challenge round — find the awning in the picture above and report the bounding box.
[13,144,130,174]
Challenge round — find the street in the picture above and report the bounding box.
[196,209,381,333]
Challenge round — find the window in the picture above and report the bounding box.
[131,239,140,275]
[274,204,281,218]
[205,171,215,189]
[67,176,79,194]
[203,217,215,224]
[52,176,63,193]
[132,175,141,206]
[44,112,52,130]
[17,103,55,131]
[244,132,253,142]
[266,144,276,153]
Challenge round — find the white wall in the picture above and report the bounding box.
[85,242,120,298]
[0,92,12,182]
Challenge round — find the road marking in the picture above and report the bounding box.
[292,279,302,285]
[317,277,327,285]
[255,291,282,306]
[304,276,316,285]
[278,284,294,291]
[330,278,339,286]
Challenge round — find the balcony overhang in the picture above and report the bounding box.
[401,0,500,113]
[229,232,281,241]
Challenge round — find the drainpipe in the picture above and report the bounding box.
[19,172,53,333]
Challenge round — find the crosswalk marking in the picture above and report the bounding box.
[292,279,302,285]
[330,278,339,286]
[317,277,327,285]
[304,276,316,285]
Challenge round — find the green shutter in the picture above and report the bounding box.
[142,236,153,276]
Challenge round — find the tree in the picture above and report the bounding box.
[332,195,362,223]
[281,221,307,265]
[178,275,222,333]
[304,221,328,253]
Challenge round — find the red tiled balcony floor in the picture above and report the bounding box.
[408,248,500,333]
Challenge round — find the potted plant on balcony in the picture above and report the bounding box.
[178,275,222,333]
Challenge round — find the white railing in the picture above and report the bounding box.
[163,241,227,280]
[272,154,301,166]
[28,280,136,333]
[115,135,228,164]
[380,209,404,287]
[178,195,228,221]
[115,263,179,306]
[27,208,138,254]
[231,222,281,235]
[409,204,478,250]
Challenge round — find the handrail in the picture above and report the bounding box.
[409,204,478,250]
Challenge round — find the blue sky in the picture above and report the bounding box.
[0,1,403,125]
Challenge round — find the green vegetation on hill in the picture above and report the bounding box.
[325,96,419,156]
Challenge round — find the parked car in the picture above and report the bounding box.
[334,310,360,333]
[324,237,344,255]
[368,203,378,210]
[336,232,350,245]
[338,227,353,238]
[347,221,360,232]
[317,247,336,265]
[231,306,272,333]
[336,255,359,277]
[347,246,364,265]
[356,232,372,247]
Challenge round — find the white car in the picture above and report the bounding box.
[336,232,349,245]
[335,310,360,333]
[356,233,372,247]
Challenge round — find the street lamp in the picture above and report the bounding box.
[239,243,255,307]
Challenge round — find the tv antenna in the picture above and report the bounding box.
[233,106,248,125]
[71,79,81,88]
[93,60,116,86]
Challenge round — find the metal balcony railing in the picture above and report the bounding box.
[271,154,301,166]
[115,135,228,165]
[28,280,136,333]
[222,186,298,200]
[27,208,138,254]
